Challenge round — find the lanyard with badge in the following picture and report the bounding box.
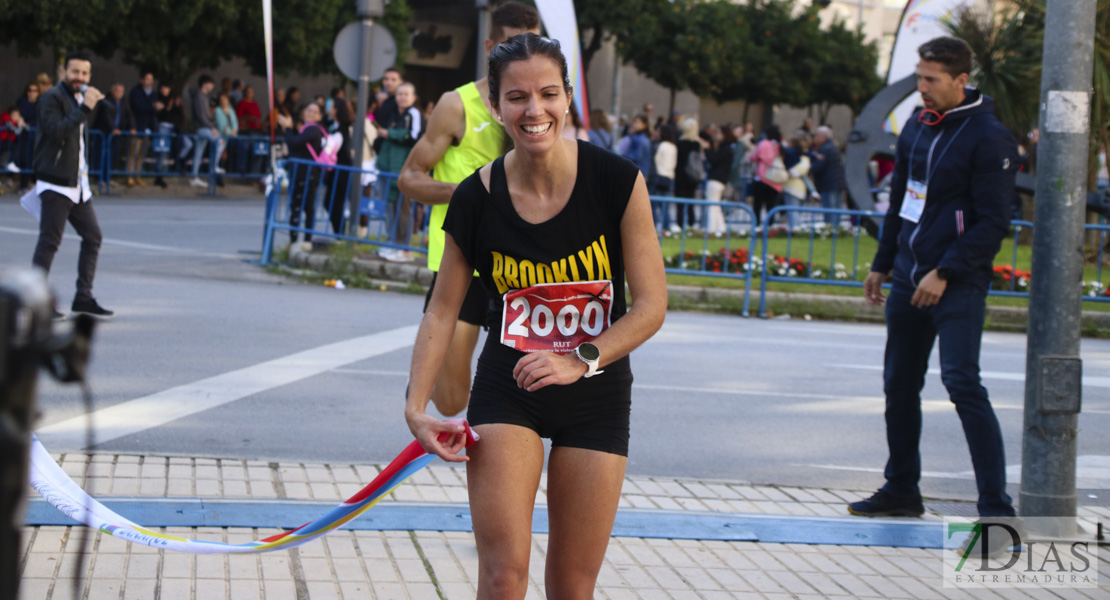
[898,116,970,223]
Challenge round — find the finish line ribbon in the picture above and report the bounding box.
[28,422,477,554]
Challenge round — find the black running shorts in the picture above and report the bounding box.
[466,336,633,456]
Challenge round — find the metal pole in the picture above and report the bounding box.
[348,0,386,236]
[475,0,490,81]
[610,45,622,140]
[1020,0,1096,534]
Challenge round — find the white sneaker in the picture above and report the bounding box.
[301,241,313,252]
[215,166,226,174]
[189,177,207,187]
[5,162,18,173]
[377,248,398,261]
[382,249,412,263]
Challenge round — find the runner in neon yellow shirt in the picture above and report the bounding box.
[398,1,540,416]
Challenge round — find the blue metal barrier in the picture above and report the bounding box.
[0,125,33,177]
[654,195,758,316]
[260,158,427,265]
[105,131,223,195]
[1,126,109,191]
[755,208,1110,316]
[1086,223,1110,302]
[758,207,886,317]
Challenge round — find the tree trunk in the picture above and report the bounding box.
[760,102,773,130]
[581,24,604,76]
[668,88,676,119]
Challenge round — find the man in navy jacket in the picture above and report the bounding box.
[849,37,1019,523]
[127,72,161,187]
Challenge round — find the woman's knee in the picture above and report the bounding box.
[479,557,531,598]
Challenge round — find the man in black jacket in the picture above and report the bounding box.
[30,51,114,318]
[92,83,133,174]
[849,37,1017,524]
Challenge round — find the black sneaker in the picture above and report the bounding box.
[52,309,66,322]
[71,298,115,319]
[847,489,924,517]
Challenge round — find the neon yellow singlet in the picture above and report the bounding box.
[427,82,505,272]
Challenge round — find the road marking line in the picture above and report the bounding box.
[801,455,1110,489]
[0,225,241,259]
[631,383,876,401]
[833,363,1110,389]
[37,326,419,449]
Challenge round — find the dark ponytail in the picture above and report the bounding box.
[488,32,572,109]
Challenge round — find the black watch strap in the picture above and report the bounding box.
[936,267,951,281]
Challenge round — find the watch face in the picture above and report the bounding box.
[578,343,600,361]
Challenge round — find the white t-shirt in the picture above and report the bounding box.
[654,141,677,179]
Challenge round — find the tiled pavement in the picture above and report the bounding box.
[18,451,1110,599]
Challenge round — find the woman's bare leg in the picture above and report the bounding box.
[543,446,626,599]
[468,423,545,599]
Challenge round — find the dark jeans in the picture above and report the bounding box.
[648,175,674,230]
[289,165,322,243]
[322,164,355,234]
[751,180,780,226]
[820,190,843,225]
[881,284,1015,517]
[32,190,102,303]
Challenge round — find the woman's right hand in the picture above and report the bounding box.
[405,411,470,462]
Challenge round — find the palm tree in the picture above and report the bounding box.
[943,5,1043,146]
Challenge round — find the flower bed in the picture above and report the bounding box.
[665,247,858,281]
[992,264,1109,297]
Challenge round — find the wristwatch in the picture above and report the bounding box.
[936,267,951,281]
[574,343,604,378]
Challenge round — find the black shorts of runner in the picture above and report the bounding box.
[424,273,490,328]
[466,336,633,456]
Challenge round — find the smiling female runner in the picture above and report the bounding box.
[404,33,667,599]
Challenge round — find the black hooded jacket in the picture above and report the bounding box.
[872,89,1020,292]
[31,82,94,187]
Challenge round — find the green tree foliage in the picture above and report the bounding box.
[614,0,846,120]
[572,0,671,74]
[942,5,1043,144]
[616,0,752,112]
[807,19,884,122]
[0,0,412,91]
[945,0,1110,187]
[712,0,822,109]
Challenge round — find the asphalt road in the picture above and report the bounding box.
[3,194,1108,505]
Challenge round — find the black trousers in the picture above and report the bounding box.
[32,190,103,303]
[752,180,781,226]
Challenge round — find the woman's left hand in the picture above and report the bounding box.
[513,351,587,392]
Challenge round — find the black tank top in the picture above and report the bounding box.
[443,140,638,338]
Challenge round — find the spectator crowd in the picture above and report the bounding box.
[0,69,440,196]
[3,68,852,237]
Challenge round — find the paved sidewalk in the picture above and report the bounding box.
[19,450,1109,599]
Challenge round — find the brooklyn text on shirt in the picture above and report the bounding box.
[490,235,613,295]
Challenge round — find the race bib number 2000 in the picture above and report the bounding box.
[500,280,613,354]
